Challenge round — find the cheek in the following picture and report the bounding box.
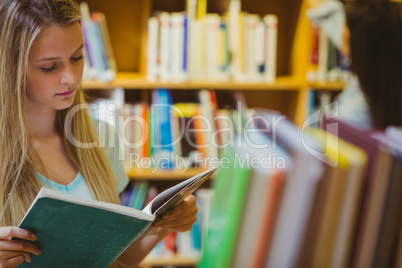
[26,68,57,98]
[74,61,85,82]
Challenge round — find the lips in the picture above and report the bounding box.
[56,88,75,97]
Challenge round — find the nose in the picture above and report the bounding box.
[60,64,75,87]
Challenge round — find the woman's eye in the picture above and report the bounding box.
[40,65,57,73]
[71,55,84,62]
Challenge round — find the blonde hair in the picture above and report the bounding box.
[0,0,119,226]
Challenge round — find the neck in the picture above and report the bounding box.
[26,105,59,139]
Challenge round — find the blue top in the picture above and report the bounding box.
[38,118,129,200]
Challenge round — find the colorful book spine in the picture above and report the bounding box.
[263,14,278,83]
[147,17,159,81]
[146,7,278,83]
[80,2,116,81]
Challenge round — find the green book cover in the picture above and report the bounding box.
[198,147,251,268]
[18,191,153,268]
[17,168,217,267]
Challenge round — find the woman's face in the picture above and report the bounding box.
[26,23,84,112]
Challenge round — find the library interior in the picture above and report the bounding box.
[1,0,401,267]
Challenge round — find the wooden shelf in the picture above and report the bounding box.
[82,73,303,91]
[342,0,402,2]
[140,255,198,267]
[127,168,210,181]
[308,81,345,90]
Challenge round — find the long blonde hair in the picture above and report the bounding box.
[0,0,119,226]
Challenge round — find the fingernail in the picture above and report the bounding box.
[31,234,37,240]
[36,250,41,255]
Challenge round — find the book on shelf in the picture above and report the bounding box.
[256,111,324,268]
[151,89,175,169]
[17,168,216,268]
[305,90,341,127]
[125,188,211,260]
[146,6,278,83]
[231,132,289,268]
[368,133,402,268]
[306,23,351,83]
[147,16,159,82]
[141,185,201,259]
[306,128,367,268]
[263,14,278,83]
[198,146,251,268]
[116,88,249,171]
[80,2,117,82]
[197,109,401,267]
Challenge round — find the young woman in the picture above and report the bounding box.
[338,0,402,129]
[310,0,402,129]
[0,0,197,267]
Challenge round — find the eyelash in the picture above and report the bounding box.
[71,55,84,63]
[40,55,84,73]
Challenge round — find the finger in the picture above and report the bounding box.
[0,227,37,241]
[157,212,197,226]
[184,194,197,202]
[0,240,41,256]
[160,220,195,232]
[154,214,197,229]
[0,251,32,263]
[159,207,198,225]
[0,255,25,268]
[162,198,198,219]
[169,194,197,212]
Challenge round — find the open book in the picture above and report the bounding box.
[17,168,216,268]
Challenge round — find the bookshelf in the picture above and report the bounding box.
[127,168,208,181]
[139,255,198,268]
[78,0,345,266]
[80,0,332,126]
[82,73,304,91]
[308,81,346,91]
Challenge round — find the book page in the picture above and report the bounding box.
[24,188,154,222]
[142,168,216,220]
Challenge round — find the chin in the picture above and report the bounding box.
[55,96,77,111]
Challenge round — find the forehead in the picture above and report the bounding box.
[29,23,83,59]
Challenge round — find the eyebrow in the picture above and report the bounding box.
[37,44,84,62]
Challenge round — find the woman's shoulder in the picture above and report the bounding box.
[335,75,373,129]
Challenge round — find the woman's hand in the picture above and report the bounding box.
[0,227,41,268]
[115,195,198,267]
[153,194,198,232]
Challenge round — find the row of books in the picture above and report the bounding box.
[119,181,155,210]
[147,2,278,83]
[79,2,117,82]
[89,88,250,171]
[306,24,351,83]
[306,90,341,127]
[198,110,402,268]
[147,188,215,259]
[119,182,215,259]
